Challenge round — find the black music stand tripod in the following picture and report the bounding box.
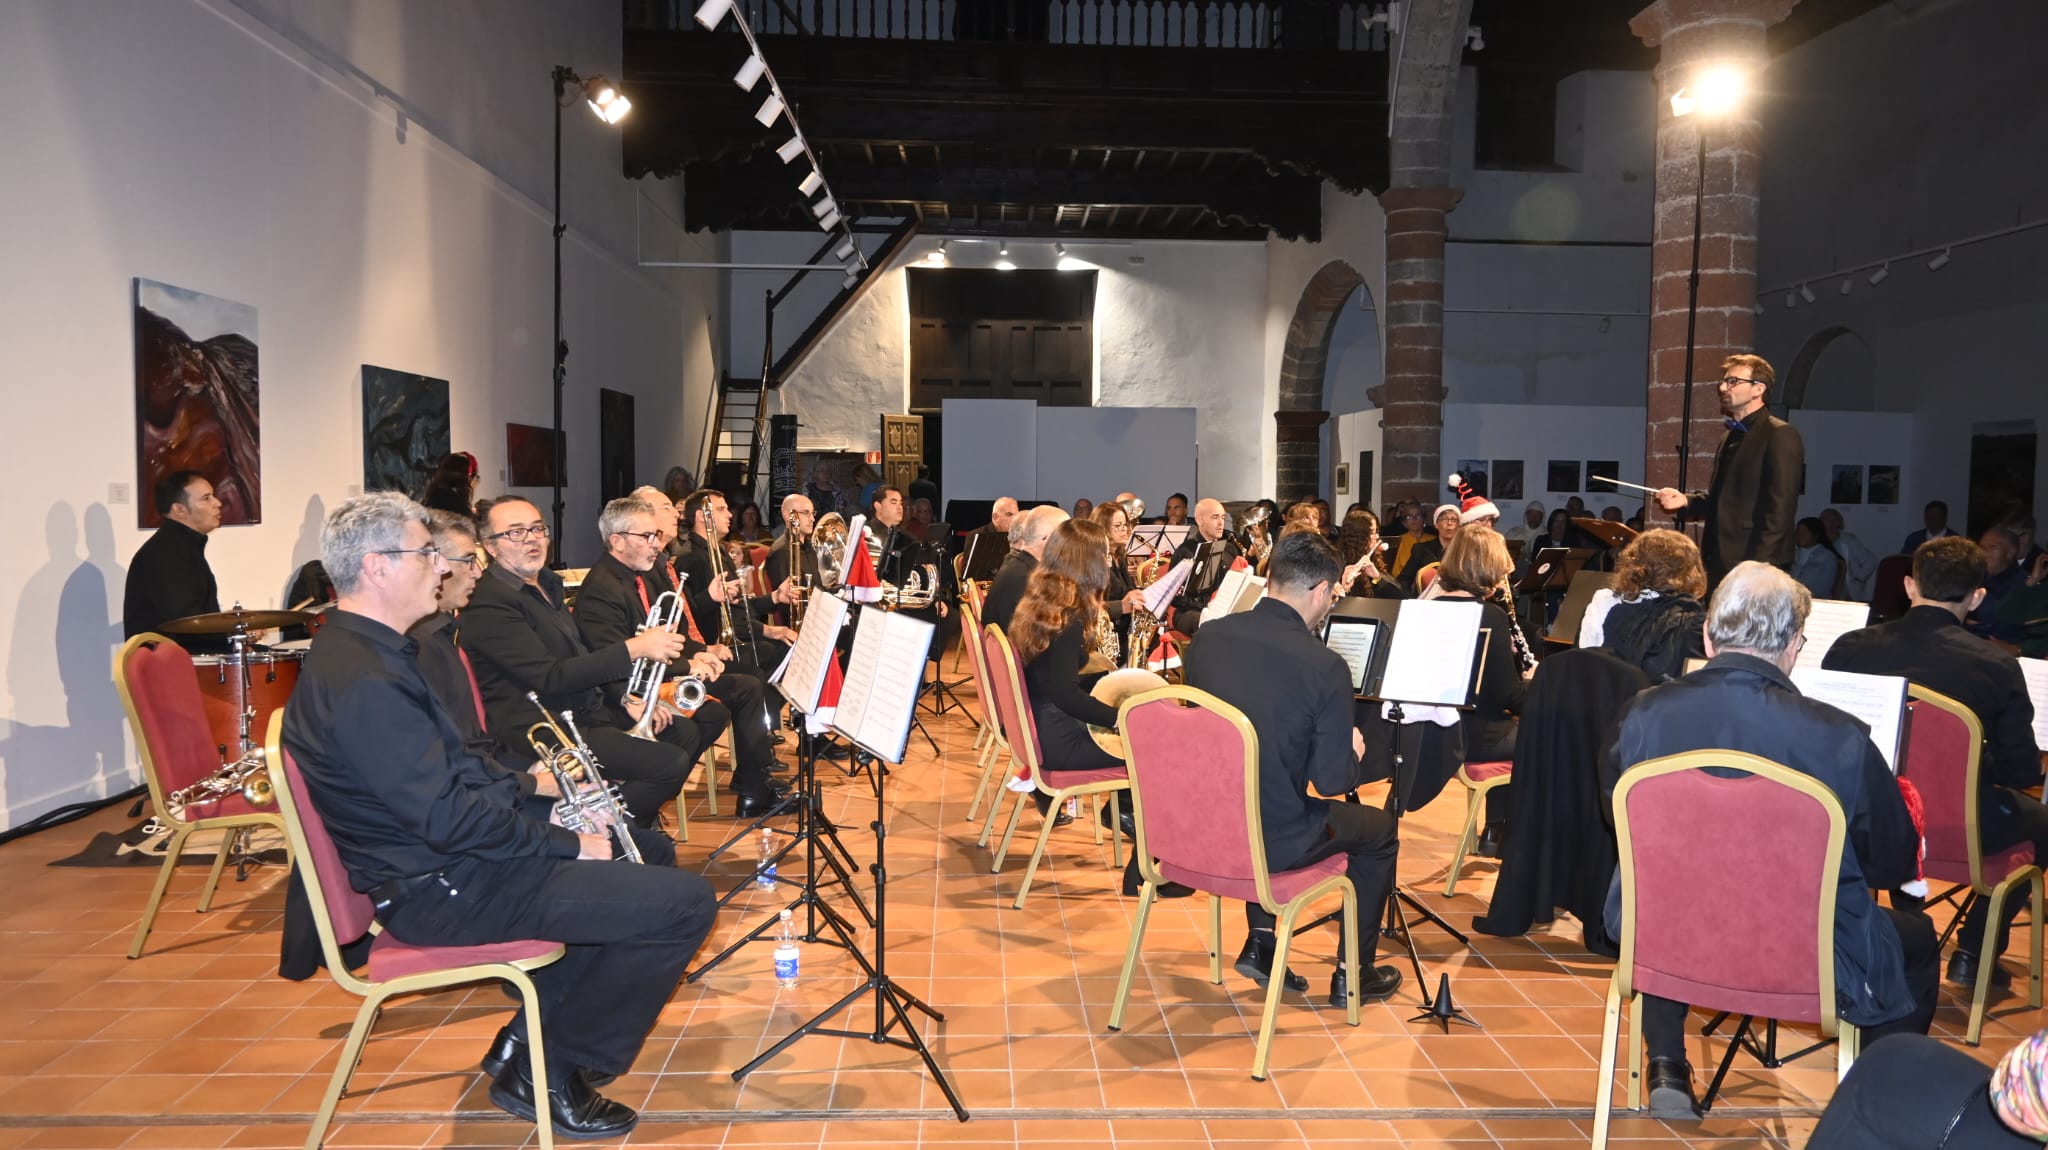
[730,741,967,1122]
[1376,699,1480,1030]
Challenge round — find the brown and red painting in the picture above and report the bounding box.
[134,278,260,528]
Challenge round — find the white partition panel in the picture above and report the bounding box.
[1034,407,1198,513]
[941,399,1041,504]
[1790,410,1919,546]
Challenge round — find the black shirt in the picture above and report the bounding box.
[405,611,537,795]
[1022,618,1118,730]
[124,519,220,640]
[460,562,633,741]
[281,609,578,893]
[1182,598,1364,866]
[983,551,1037,634]
[1168,534,1242,615]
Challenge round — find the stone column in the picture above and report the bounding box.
[1632,0,1797,514]
[1273,410,1331,503]
[1377,185,1462,508]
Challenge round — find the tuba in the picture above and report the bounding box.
[811,513,849,590]
[526,693,643,863]
[622,589,707,739]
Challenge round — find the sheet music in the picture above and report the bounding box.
[1129,524,1190,559]
[830,607,934,763]
[1791,667,1909,772]
[2020,658,2048,754]
[1324,618,1381,692]
[840,513,869,577]
[1379,599,1485,706]
[1231,574,1267,614]
[1209,566,1251,612]
[773,591,847,714]
[1795,598,1871,672]
[1141,559,1193,615]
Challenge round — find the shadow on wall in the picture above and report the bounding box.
[284,494,327,604]
[1,502,132,829]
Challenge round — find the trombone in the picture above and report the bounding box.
[704,530,741,648]
[623,589,707,740]
[525,692,643,864]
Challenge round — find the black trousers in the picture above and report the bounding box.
[1807,1033,2036,1149]
[579,725,691,828]
[378,828,713,1080]
[1641,905,1940,1061]
[695,669,778,799]
[1247,801,1401,962]
[1962,786,2048,958]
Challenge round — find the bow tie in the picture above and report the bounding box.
[1724,418,1748,433]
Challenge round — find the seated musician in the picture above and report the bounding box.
[1427,526,1533,857]
[675,488,800,681]
[458,496,695,827]
[1586,529,1709,683]
[1336,508,1406,599]
[1823,536,2044,990]
[1181,532,1404,1004]
[1010,518,1186,894]
[764,493,817,595]
[985,506,1067,633]
[283,493,713,1139]
[1606,561,1936,1120]
[1396,503,1461,590]
[865,485,952,618]
[575,496,788,816]
[123,469,227,650]
[1091,500,1150,653]
[1165,498,1241,634]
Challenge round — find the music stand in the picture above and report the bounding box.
[1515,546,1595,637]
[1546,568,1616,648]
[730,606,966,1122]
[1570,516,1638,552]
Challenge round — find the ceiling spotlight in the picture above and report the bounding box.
[734,55,767,92]
[580,76,631,124]
[811,197,837,219]
[1928,248,1952,271]
[776,136,805,164]
[1784,289,1797,308]
[693,0,733,28]
[927,240,948,265]
[1799,283,1816,303]
[842,270,861,290]
[798,170,823,197]
[999,244,1011,257]
[1054,243,1066,257]
[834,238,857,262]
[1839,279,1853,296]
[1868,264,1890,285]
[817,209,841,231]
[754,92,785,127]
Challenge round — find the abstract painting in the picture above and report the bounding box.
[1868,465,1901,505]
[1586,461,1621,495]
[1831,464,1865,504]
[507,423,564,487]
[1547,460,1581,493]
[134,278,260,527]
[1492,460,1525,501]
[1454,459,1490,498]
[599,388,636,504]
[361,366,449,498]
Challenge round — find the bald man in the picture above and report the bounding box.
[984,505,1068,633]
[964,497,1019,582]
[1167,498,1242,634]
[765,493,818,610]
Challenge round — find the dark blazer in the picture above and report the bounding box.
[573,554,705,711]
[1823,605,2043,849]
[1167,534,1243,618]
[983,551,1037,634]
[1683,406,1804,581]
[1606,652,1920,1027]
[1397,537,1447,589]
[1181,598,1365,868]
[460,563,633,743]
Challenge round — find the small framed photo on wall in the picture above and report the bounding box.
[1831,464,1865,505]
[1547,460,1581,493]
[1334,463,1350,495]
[1586,462,1621,495]
[1493,460,1525,500]
[1868,465,1901,505]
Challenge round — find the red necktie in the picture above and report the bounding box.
[455,644,488,729]
[640,572,703,644]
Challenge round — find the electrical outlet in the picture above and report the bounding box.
[108,482,131,505]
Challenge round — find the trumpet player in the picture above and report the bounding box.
[763,492,816,606]
[284,493,714,1140]
[462,497,695,827]
[676,488,801,680]
[583,495,791,817]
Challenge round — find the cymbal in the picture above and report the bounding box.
[158,608,313,635]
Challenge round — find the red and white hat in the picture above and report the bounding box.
[1447,473,1500,525]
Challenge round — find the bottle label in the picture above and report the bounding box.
[774,947,799,981]
[757,864,776,887]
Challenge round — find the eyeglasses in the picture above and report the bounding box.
[439,551,480,567]
[1718,375,1760,389]
[373,544,444,563]
[486,525,550,542]
[613,530,663,545]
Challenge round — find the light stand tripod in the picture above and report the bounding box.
[731,745,967,1122]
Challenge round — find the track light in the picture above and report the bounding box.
[834,238,856,262]
[1868,264,1889,285]
[776,136,805,164]
[818,209,841,231]
[734,55,767,92]
[1054,243,1066,257]
[842,270,861,290]
[578,76,631,124]
[1839,279,1853,296]
[694,0,732,28]
[1799,283,1816,304]
[811,197,837,219]
[1928,248,1951,271]
[1784,290,1797,308]
[926,240,947,265]
[754,92,784,127]
[798,170,823,197]
[995,242,1014,270]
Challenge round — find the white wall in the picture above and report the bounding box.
[1442,404,1650,525]
[1788,410,1919,551]
[0,0,720,830]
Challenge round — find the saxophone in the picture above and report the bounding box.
[1124,607,1161,669]
[1090,608,1121,665]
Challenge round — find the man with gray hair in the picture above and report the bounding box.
[1601,561,1935,1120]
[983,504,1068,633]
[284,493,714,1139]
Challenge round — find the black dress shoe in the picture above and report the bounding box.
[488,1061,638,1140]
[732,792,788,819]
[1120,870,1193,899]
[480,1026,612,1088]
[1327,964,1403,1007]
[817,741,851,761]
[1096,802,1137,840]
[1948,949,2012,989]
[1581,922,1620,960]
[1474,826,1503,859]
[766,755,792,774]
[768,778,794,798]
[1646,1056,1701,1120]
[1234,933,1308,993]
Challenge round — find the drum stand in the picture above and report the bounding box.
[220,620,272,883]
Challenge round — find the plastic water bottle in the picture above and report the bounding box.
[1064,796,1079,820]
[773,910,800,989]
[755,828,777,889]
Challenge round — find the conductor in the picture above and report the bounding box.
[1653,354,1804,585]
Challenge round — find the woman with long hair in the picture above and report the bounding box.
[1792,515,1845,599]
[1011,519,1188,898]
[1594,529,1709,682]
[419,451,479,516]
[1091,500,1148,652]
[1336,508,1407,598]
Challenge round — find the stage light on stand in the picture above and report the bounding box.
[777,135,805,163]
[1928,248,1951,270]
[754,92,785,127]
[695,0,733,28]
[734,55,767,91]
[1868,264,1889,285]
[578,76,631,123]
[798,170,823,196]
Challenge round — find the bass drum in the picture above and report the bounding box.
[191,649,304,761]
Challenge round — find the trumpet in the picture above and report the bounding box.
[526,692,642,864]
[164,755,273,821]
[623,590,706,739]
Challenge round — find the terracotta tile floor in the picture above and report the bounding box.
[0,674,2040,1149]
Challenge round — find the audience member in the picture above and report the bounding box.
[1503,501,1544,554]
[1591,529,1708,683]
[1997,549,2048,657]
[1397,504,1460,589]
[1390,501,1432,574]
[1901,499,1955,554]
[419,452,480,516]
[1820,507,1878,601]
[1790,515,1844,599]
[1971,526,2027,643]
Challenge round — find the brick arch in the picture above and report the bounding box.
[1781,325,1877,413]
[1274,260,1367,503]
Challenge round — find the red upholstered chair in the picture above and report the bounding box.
[1442,759,1514,897]
[263,712,565,1150]
[957,603,1010,824]
[113,634,290,959]
[1106,686,1362,1080]
[982,624,1128,908]
[1592,750,1860,1149]
[1902,686,2044,1044]
[743,544,772,597]
[1869,554,1914,621]
[1414,563,1443,594]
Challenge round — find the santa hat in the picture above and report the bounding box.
[844,526,885,603]
[807,654,846,736]
[1446,473,1500,525]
